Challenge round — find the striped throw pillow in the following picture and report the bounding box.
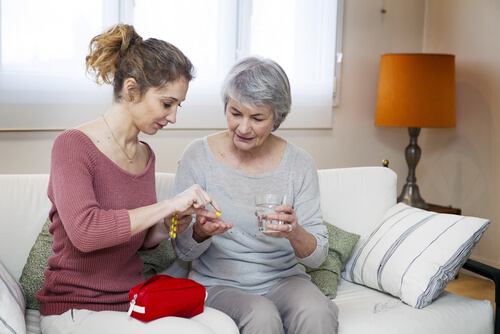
[342,203,490,308]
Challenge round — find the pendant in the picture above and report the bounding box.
[129,159,133,163]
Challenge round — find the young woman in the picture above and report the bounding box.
[36,23,236,334]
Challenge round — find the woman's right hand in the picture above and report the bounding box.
[170,184,221,219]
[167,185,232,242]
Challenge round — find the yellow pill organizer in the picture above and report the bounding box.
[170,214,178,239]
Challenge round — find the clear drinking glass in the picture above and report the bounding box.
[255,193,285,233]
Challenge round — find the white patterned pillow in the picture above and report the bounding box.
[342,203,490,309]
[0,259,26,334]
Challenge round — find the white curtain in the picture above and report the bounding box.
[0,0,341,129]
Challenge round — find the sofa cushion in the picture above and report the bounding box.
[342,203,490,308]
[0,259,26,334]
[0,174,52,281]
[305,222,360,298]
[317,167,397,245]
[19,217,179,310]
[335,279,494,334]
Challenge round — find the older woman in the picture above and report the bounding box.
[172,56,339,334]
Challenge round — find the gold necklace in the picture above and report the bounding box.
[102,115,138,163]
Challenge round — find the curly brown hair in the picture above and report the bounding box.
[85,23,194,102]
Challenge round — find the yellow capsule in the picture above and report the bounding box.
[216,211,221,217]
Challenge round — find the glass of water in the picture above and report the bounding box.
[255,193,285,233]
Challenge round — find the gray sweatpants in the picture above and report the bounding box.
[206,275,339,334]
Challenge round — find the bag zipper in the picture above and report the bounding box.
[127,293,138,316]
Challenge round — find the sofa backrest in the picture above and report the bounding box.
[0,174,51,280]
[0,167,397,280]
[318,167,397,238]
[155,173,176,201]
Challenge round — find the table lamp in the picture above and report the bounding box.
[374,53,456,209]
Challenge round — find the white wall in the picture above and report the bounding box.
[1,0,499,266]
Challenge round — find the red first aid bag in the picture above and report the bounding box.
[128,275,206,322]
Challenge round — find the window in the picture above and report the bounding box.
[0,0,343,130]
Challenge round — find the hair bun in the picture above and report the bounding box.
[85,23,193,101]
[117,25,143,56]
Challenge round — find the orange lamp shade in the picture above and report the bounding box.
[375,54,456,128]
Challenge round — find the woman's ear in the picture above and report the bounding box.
[274,116,281,127]
[123,78,139,102]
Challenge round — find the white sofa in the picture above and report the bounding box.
[0,167,498,334]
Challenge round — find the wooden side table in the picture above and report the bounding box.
[426,203,461,215]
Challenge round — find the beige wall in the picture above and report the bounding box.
[1,0,499,266]
[420,0,500,266]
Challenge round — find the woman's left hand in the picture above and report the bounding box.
[172,214,193,236]
[263,204,299,239]
[143,214,193,248]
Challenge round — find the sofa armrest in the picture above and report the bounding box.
[462,259,500,334]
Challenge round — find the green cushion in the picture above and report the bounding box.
[305,222,360,299]
[19,218,53,310]
[19,218,178,310]
[137,238,178,280]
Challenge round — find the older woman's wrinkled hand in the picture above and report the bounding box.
[263,204,318,258]
[263,204,299,239]
[192,214,233,243]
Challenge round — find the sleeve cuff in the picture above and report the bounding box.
[115,209,133,244]
[297,234,328,268]
[173,223,212,261]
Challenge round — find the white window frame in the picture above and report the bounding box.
[0,0,343,131]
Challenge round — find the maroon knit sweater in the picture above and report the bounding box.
[36,129,157,316]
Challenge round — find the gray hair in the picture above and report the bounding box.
[221,56,292,131]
